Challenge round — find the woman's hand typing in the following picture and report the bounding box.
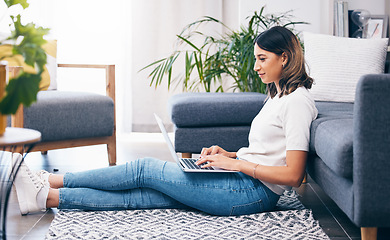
[196,154,242,171]
[197,145,240,171]
[200,145,237,159]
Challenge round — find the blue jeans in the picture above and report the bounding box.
[59,158,280,216]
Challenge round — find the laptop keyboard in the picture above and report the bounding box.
[181,158,214,170]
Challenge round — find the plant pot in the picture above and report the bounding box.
[0,63,8,135]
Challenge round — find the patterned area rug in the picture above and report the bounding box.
[46,191,329,240]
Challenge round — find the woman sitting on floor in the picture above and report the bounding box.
[13,26,318,216]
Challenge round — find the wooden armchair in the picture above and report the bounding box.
[10,64,116,165]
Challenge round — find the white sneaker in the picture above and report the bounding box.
[35,170,51,187]
[12,154,49,215]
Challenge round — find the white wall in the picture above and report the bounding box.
[238,0,333,35]
[131,0,227,132]
[348,0,387,15]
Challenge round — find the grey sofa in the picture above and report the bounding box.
[168,74,390,239]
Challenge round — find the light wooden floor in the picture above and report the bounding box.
[3,133,388,239]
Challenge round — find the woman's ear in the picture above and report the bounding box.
[281,52,288,66]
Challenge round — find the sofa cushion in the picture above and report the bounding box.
[310,101,354,179]
[169,93,267,127]
[24,91,114,142]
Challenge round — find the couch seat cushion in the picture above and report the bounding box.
[169,93,267,127]
[310,101,354,179]
[24,91,114,142]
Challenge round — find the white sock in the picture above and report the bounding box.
[36,186,49,209]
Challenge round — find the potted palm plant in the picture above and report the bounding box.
[141,6,307,93]
[0,0,49,135]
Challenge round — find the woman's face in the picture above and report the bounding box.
[253,43,285,90]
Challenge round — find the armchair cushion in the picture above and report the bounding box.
[24,91,114,142]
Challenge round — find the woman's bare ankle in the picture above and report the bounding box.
[46,189,59,208]
[49,174,64,189]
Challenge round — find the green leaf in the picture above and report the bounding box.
[177,35,201,52]
[138,57,168,72]
[156,58,168,86]
[11,15,49,71]
[184,51,191,88]
[4,0,29,9]
[0,73,40,114]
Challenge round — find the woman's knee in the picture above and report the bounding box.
[125,158,167,181]
[130,158,165,171]
[130,157,162,167]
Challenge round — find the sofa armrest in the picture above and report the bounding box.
[353,73,390,226]
[169,92,267,128]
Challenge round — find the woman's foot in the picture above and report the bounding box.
[12,154,49,215]
[35,171,64,189]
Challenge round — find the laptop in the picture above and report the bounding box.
[154,113,238,173]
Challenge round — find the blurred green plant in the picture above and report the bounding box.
[0,0,49,114]
[140,6,307,93]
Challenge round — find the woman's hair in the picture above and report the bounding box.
[254,26,313,98]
